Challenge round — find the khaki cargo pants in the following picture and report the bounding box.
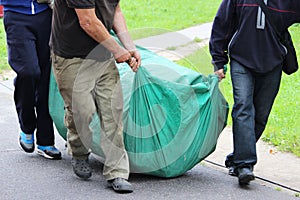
[52,54,129,180]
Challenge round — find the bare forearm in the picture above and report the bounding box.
[112,5,136,51]
[75,8,124,55]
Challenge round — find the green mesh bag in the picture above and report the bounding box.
[49,46,228,178]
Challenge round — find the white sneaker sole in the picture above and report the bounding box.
[37,149,56,159]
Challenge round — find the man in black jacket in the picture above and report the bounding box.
[209,0,300,185]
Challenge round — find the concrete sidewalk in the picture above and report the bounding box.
[0,23,299,199]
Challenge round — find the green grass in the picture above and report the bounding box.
[175,45,213,76]
[120,0,221,39]
[263,25,300,156]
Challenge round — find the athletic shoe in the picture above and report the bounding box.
[37,145,62,160]
[225,153,237,176]
[19,132,34,153]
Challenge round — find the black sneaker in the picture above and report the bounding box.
[225,153,234,168]
[225,153,236,176]
[37,145,62,160]
[19,132,35,153]
[236,166,255,185]
[228,166,237,176]
[71,157,92,179]
[108,178,133,193]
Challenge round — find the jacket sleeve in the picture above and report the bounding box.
[209,0,237,71]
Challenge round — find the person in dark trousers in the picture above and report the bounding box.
[0,0,61,160]
[51,0,140,193]
[209,0,300,185]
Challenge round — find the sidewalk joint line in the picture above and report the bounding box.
[0,81,13,91]
[204,159,300,193]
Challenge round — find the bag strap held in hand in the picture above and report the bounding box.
[255,0,283,41]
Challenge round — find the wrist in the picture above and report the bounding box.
[116,31,136,51]
[101,36,121,54]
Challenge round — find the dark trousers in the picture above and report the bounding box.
[230,60,282,168]
[4,9,54,146]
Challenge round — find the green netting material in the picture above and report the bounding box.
[49,46,228,178]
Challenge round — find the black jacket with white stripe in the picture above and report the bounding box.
[209,0,300,73]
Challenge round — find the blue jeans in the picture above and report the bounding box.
[230,60,282,168]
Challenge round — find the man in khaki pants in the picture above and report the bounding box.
[51,0,140,193]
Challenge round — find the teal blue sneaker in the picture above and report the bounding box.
[19,132,34,153]
[37,145,62,160]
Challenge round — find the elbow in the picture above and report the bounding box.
[78,19,100,39]
[78,19,93,33]
[75,9,100,38]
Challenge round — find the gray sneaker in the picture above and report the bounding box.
[108,178,133,193]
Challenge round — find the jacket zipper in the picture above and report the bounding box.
[31,0,35,14]
[228,30,238,56]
